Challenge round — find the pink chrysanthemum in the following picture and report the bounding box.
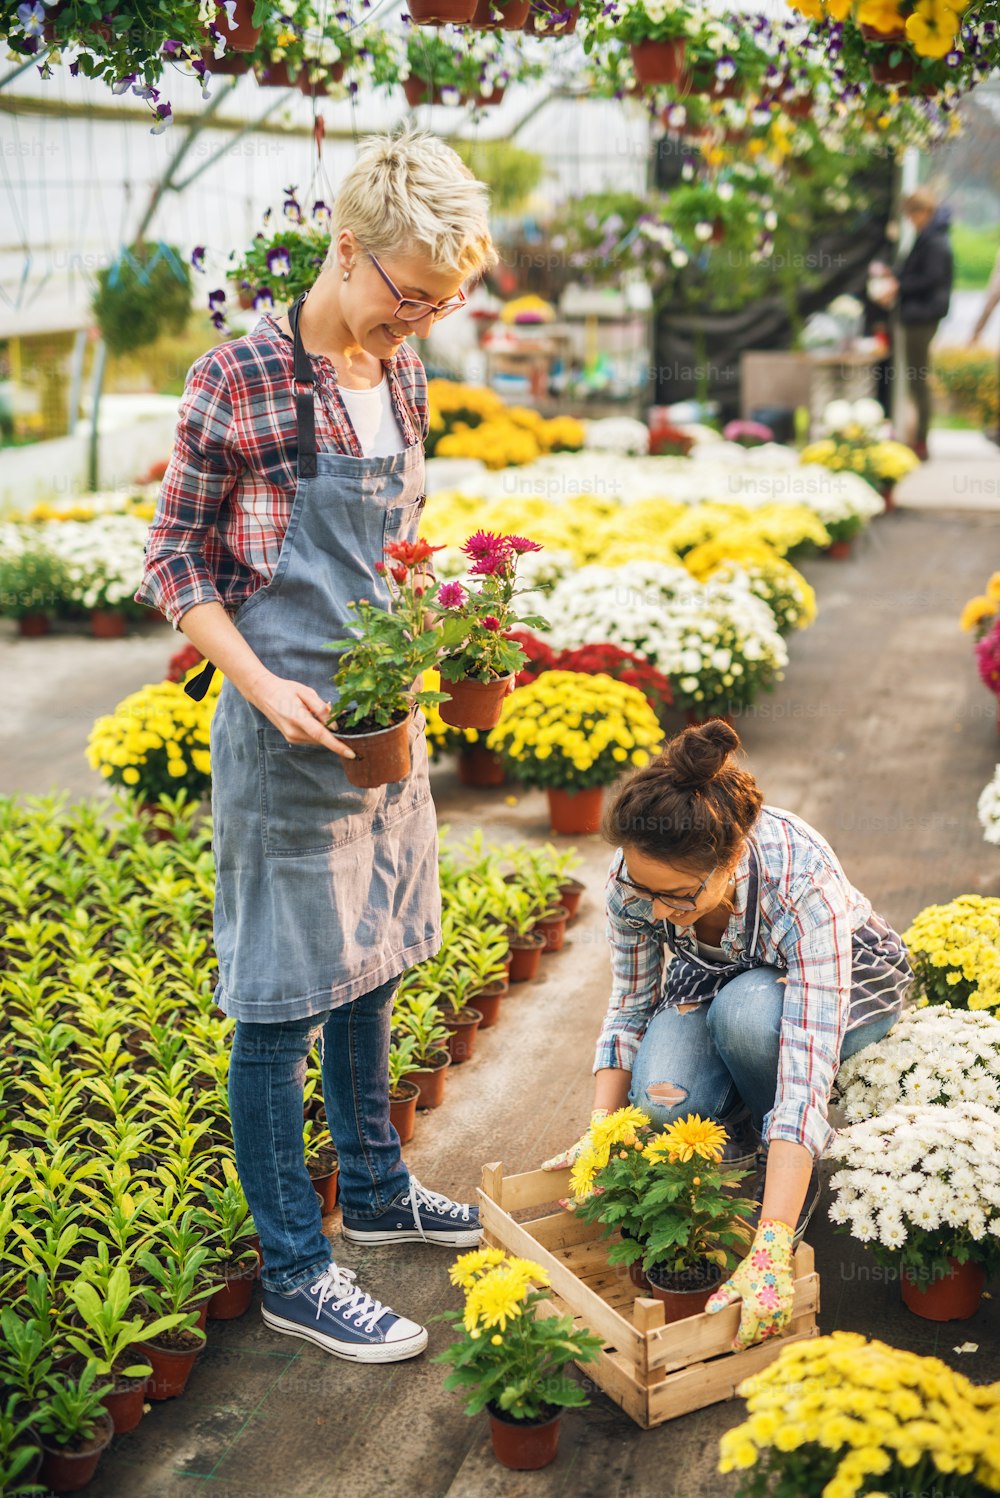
[505,535,542,555]
[437,581,466,609]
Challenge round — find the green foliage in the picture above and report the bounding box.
[933,346,1000,426]
[33,1361,112,1449]
[92,242,192,357]
[451,140,546,216]
[950,222,1000,292]
[0,546,73,620]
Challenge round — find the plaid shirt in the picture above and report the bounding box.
[134,313,429,629]
[595,804,913,1159]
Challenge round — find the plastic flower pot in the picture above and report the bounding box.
[533,907,568,952]
[90,608,127,638]
[869,52,914,86]
[546,785,603,836]
[143,1327,206,1401]
[630,36,686,85]
[101,1372,150,1435]
[255,59,295,86]
[508,930,545,982]
[39,1410,114,1493]
[469,0,531,27]
[557,878,585,921]
[487,1402,561,1471]
[457,743,507,787]
[389,1079,420,1144]
[900,1258,985,1321]
[212,0,262,50]
[879,483,896,512]
[200,44,251,73]
[207,1260,258,1319]
[412,1048,451,1108]
[296,60,345,95]
[644,1260,724,1323]
[438,672,514,731]
[408,0,477,18]
[471,978,508,1029]
[403,77,467,106]
[138,804,177,842]
[826,539,852,559]
[443,1005,483,1065]
[250,1233,264,1278]
[860,21,907,40]
[17,612,51,637]
[339,714,412,788]
[308,1146,340,1214]
[524,0,578,33]
[684,70,743,99]
[472,87,506,106]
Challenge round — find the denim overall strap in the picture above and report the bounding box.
[207,302,441,1024]
[657,840,764,1010]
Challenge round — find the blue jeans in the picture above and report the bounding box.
[628,965,899,1143]
[228,975,410,1293]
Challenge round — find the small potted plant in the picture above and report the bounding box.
[596,0,692,85]
[437,1248,603,1471]
[388,1035,423,1145]
[502,887,548,983]
[0,544,71,637]
[902,894,1000,1015]
[304,1122,340,1215]
[827,1101,1000,1321]
[392,988,452,1109]
[570,1109,755,1320]
[402,32,474,105]
[34,1362,115,1494]
[323,539,468,788]
[434,531,547,731]
[219,189,331,321]
[487,671,664,836]
[86,672,219,809]
[133,1244,211,1400]
[65,1267,186,1434]
[0,1394,41,1495]
[194,1164,259,1320]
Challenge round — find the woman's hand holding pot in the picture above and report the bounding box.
[705,1217,795,1350]
[249,672,357,759]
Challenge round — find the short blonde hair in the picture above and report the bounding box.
[329,126,499,280]
[901,186,938,215]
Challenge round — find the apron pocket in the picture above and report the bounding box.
[383,496,426,543]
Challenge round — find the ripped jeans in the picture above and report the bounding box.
[227,974,410,1293]
[628,964,899,1154]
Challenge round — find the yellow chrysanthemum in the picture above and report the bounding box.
[448,1246,507,1290]
[648,1112,728,1163]
[960,595,997,632]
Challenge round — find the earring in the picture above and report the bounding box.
[342,270,350,281]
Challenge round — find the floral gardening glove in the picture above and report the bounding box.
[704,1218,795,1351]
[541,1109,609,1173]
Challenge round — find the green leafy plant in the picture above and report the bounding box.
[436,1249,602,1421]
[388,1034,423,1098]
[91,242,193,357]
[65,1266,186,1382]
[0,1392,41,1495]
[392,987,451,1066]
[34,1361,113,1451]
[0,545,72,621]
[191,1161,256,1269]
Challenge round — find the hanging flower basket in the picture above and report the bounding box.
[403,75,469,106]
[472,86,507,106]
[296,61,345,96]
[211,0,263,51]
[869,50,915,86]
[468,0,531,28]
[524,0,579,35]
[630,37,686,86]
[684,69,743,99]
[859,21,908,41]
[254,59,295,86]
[408,0,478,20]
[200,44,251,74]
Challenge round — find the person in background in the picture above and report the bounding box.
[969,244,1000,446]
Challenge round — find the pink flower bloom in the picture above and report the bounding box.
[481,615,501,632]
[463,529,510,577]
[505,534,542,554]
[436,581,466,609]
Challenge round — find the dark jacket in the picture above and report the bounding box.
[897,207,954,326]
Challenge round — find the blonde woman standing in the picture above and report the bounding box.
[136,128,498,1363]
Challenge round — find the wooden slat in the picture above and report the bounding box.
[529,1211,607,1251]
[480,1162,572,1213]
[645,1272,820,1372]
[478,1193,642,1359]
[533,1294,649,1427]
[647,1324,820,1424]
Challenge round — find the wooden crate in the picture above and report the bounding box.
[478,1161,821,1430]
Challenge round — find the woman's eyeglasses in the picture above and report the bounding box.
[362,245,467,324]
[615,856,717,913]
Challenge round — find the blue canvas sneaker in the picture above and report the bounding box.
[261,1262,427,1362]
[341,1176,482,1247]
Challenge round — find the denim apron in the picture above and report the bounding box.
[185,290,442,1023]
[648,840,765,1013]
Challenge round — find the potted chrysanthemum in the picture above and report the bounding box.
[433,531,547,732]
[436,1249,602,1471]
[569,1108,755,1320]
[902,894,1000,1015]
[322,539,469,788]
[827,1101,1000,1321]
[486,670,664,834]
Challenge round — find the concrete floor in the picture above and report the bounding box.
[3,492,1000,1497]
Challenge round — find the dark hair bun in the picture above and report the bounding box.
[668,720,740,792]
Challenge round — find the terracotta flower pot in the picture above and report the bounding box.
[439,672,514,731]
[869,52,915,86]
[468,0,530,27]
[524,0,578,34]
[237,285,256,309]
[533,907,568,952]
[487,1403,561,1471]
[645,1260,724,1323]
[444,1005,483,1065]
[457,743,507,787]
[472,86,506,106]
[296,60,345,95]
[389,1079,420,1144]
[408,0,477,17]
[308,1149,340,1215]
[17,612,51,637]
[143,1329,206,1400]
[508,930,545,982]
[630,36,686,86]
[628,1259,651,1291]
[880,483,895,512]
[901,1258,985,1321]
[200,44,251,73]
[683,67,742,99]
[207,1260,257,1319]
[412,1048,450,1108]
[90,608,127,638]
[557,878,585,921]
[546,785,603,836]
[826,539,852,559]
[39,1411,114,1493]
[212,0,261,50]
[100,1370,149,1436]
[471,978,508,1029]
[403,76,460,106]
[339,714,412,788]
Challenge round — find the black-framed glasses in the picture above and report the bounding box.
[615,853,717,913]
[361,244,467,324]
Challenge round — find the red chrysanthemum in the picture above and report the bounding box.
[384,538,445,568]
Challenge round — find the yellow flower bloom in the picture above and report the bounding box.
[905,0,961,56]
[648,1112,728,1163]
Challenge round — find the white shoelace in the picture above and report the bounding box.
[403,1176,473,1241]
[308,1264,388,1334]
